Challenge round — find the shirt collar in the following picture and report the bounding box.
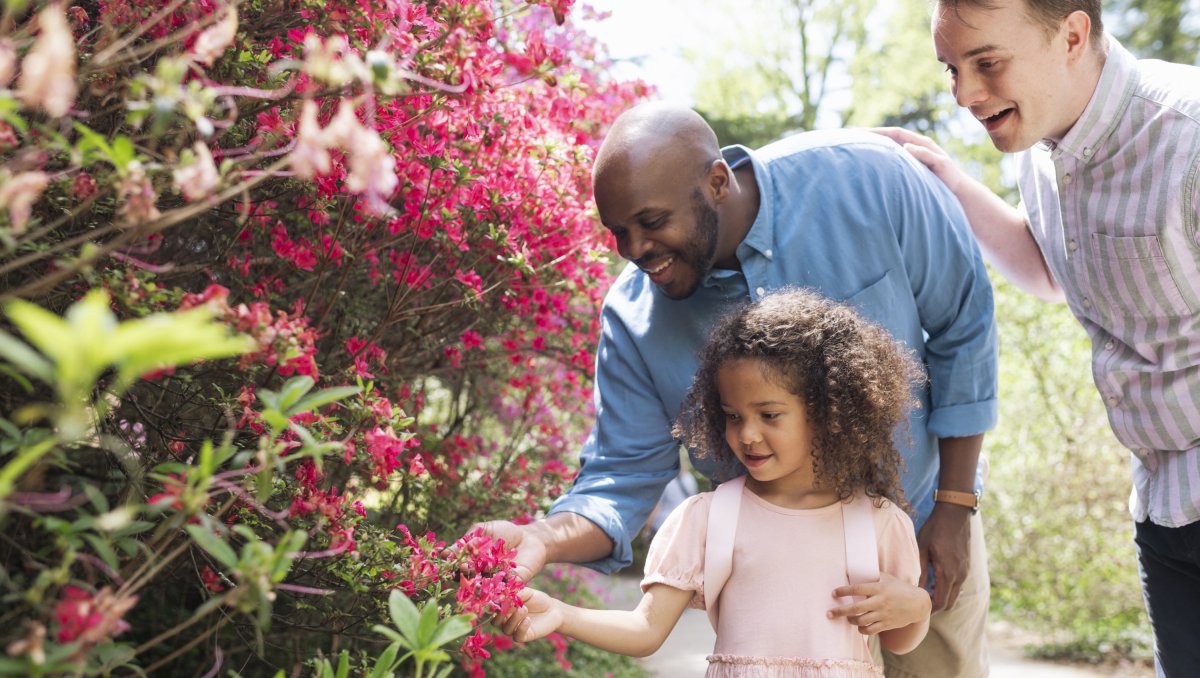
[719,144,775,261]
[1052,36,1138,163]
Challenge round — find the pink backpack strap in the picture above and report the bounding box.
[842,493,880,588]
[841,493,880,654]
[703,475,746,632]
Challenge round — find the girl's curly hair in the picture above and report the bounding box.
[673,287,924,510]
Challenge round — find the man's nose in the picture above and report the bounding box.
[623,230,652,262]
[954,71,986,108]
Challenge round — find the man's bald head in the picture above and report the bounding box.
[593,103,722,190]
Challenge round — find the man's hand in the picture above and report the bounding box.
[828,572,932,635]
[870,127,968,196]
[459,513,614,583]
[917,504,973,612]
[462,520,549,583]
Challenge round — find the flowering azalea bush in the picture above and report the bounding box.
[0,0,647,674]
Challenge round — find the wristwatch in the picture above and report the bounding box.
[933,489,980,514]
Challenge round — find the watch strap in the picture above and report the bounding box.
[934,489,979,513]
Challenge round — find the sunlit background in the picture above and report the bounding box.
[578,0,1200,668]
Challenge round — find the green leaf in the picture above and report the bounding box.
[4,300,75,367]
[110,136,135,169]
[412,647,450,665]
[185,524,238,568]
[111,308,254,385]
[112,521,155,538]
[367,643,401,678]
[0,364,33,394]
[287,385,361,417]
[269,531,306,581]
[73,122,115,162]
[275,376,316,414]
[335,649,350,678]
[416,599,440,646]
[0,331,52,384]
[370,624,406,646]
[428,613,474,648]
[197,439,216,477]
[83,534,120,572]
[387,589,421,638]
[81,484,110,513]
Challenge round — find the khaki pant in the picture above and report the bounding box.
[872,510,990,678]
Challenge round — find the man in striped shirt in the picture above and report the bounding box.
[875,0,1200,674]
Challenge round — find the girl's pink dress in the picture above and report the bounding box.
[641,486,921,678]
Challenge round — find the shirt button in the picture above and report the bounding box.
[1063,174,1073,185]
[1082,297,1092,309]
[755,287,766,297]
[764,249,773,259]
[1104,340,1115,351]
[1068,239,1078,252]
[1107,395,1120,407]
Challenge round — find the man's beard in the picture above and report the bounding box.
[661,189,720,300]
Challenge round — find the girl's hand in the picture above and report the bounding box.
[499,587,565,643]
[826,572,932,635]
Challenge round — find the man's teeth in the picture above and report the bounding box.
[646,257,673,274]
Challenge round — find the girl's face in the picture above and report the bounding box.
[717,358,828,505]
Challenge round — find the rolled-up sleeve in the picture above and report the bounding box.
[548,303,682,573]
[891,150,999,438]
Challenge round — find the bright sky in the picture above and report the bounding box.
[581,0,707,105]
[579,0,882,126]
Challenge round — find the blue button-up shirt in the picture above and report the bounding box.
[550,129,999,572]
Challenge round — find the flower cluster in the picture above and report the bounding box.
[0,0,647,675]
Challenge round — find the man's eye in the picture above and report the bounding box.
[978,60,995,70]
[943,64,957,76]
[642,217,666,230]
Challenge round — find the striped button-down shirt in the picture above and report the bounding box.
[1016,38,1200,528]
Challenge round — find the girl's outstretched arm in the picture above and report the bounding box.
[501,583,693,658]
[827,572,932,654]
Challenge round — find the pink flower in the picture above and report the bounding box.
[17,4,77,117]
[343,127,397,216]
[289,101,331,179]
[0,39,15,87]
[191,5,238,66]
[117,161,161,225]
[174,142,221,201]
[200,566,225,592]
[71,172,97,200]
[302,33,359,86]
[0,171,49,234]
[53,586,137,646]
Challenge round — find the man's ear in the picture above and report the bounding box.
[707,159,733,203]
[1062,10,1093,62]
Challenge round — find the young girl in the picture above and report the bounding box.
[500,288,932,677]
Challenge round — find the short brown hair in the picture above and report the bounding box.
[937,0,1104,44]
[673,288,924,510]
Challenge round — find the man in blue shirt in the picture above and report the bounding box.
[475,103,998,676]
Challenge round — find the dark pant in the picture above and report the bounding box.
[1135,519,1200,677]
